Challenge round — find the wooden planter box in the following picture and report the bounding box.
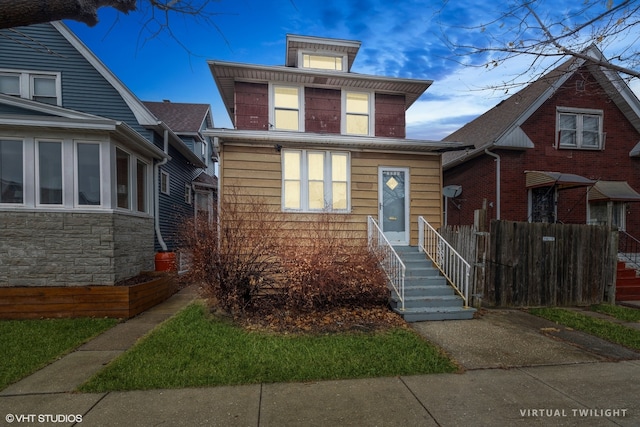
[0,274,176,319]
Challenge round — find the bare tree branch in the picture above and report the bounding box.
[438,0,640,90]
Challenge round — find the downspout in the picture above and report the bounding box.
[154,129,169,251]
[485,148,501,220]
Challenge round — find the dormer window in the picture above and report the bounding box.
[301,53,344,71]
[0,69,61,106]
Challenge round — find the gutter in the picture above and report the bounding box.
[154,129,170,251]
[485,148,501,220]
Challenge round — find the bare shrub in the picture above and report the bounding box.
[182,194,389,318]
[277,213,389,311]
[181,189,284,314]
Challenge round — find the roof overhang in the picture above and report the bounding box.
[588,181,640,202]
[204,129,471,155]
[525,171,596,190]
[208,60,432,124]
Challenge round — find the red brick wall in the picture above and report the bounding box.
[375,94,406,138]
[234,82,269,130]
[444,68,640,237]
[305,87,341,133]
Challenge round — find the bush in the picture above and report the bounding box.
[278,214,388,311]
[182,190,284,314]
[182,194,389,316]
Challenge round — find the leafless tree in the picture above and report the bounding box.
[439,0,640,92]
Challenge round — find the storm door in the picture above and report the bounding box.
[379,167,410,245]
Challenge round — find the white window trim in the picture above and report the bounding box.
[342,89,375,136]
[136,159,150,214]
[160,170,170,195]
[269,83,305,132]
[556,107,604,150]
[0,68,62,106]
[298,50,347,72]
[0,138,26,206]
[35,139,64,206]
[281,149,351,213]
[74,141,104,208]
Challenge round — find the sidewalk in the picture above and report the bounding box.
[1,289,639,426]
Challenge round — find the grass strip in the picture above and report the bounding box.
[590,304,640,323]
[80,303,457,392]
[0,317,118,390]
[529,307,640,351]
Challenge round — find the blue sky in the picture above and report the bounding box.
[65,0,639,140]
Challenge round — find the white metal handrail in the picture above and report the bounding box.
[418,216,471,307]
[367,216,406,311]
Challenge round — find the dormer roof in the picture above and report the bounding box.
[285,34,361,71]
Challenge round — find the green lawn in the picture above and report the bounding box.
[0,317,118,390]
[590,303,640,322]
[529,306,640,351]
[80,303,457,392]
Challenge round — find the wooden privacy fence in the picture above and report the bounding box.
[487,220,617,306]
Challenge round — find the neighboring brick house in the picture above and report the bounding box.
[442,45,640,240]
[0,22,208,289]
[205,34,466,246]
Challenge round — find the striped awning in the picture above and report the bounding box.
[525,171,596,190]
[588,181,640,202]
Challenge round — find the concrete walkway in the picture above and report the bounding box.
[1,289,640,426]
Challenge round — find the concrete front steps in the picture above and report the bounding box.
[616,261,640,301]
[390,246,476,322]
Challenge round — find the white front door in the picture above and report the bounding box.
[379,167,410,245]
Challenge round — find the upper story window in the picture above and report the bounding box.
[557,108,604,150]
[0,70,61,106]
[271,85,303,131]
[301,53,344,71]
[343,91,373,136]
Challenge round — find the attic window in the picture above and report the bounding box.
[0,70,61,105]
[557,108,604,150]
[301,53,344,71]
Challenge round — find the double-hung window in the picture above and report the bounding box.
[344,91,372,136]
[0,139,23,204]
[557,108,604,150]
[282,149,349,212]
[0,70,61,105]
[272,85,302,131]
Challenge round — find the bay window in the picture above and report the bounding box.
[0,139,23,204]
[37,140,63,205]
[116,148,130,209]
[282,149,350,212]
[77,143,101,206]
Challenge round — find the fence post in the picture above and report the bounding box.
[418,217,424,253]
[473,207,488,308]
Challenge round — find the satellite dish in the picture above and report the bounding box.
[443,185,462,198]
